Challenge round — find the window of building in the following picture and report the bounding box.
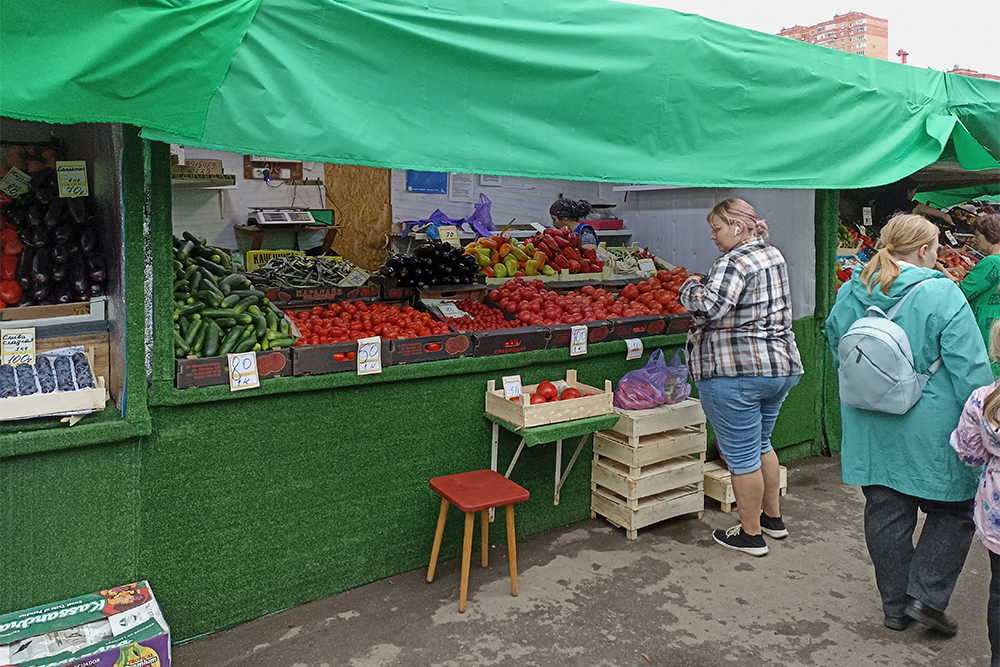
[858,50,865,55]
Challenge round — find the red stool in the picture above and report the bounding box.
[427,469,530,613]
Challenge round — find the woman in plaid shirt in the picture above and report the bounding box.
[679,198,804,556]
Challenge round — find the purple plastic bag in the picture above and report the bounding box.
[468,193,495,234]
[613,349,668,410]
[663,349,692,405]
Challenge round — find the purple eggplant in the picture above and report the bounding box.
[16,245,35,290]
[51,243,70,264]
[87,282,104,297]
[31,248,50,285]
[78,227,96,255]
[51,259,67,283]
[53,283,74,304]
[86,255,105,284]
[67,196,86,224]
[68,250,88,294]
[44,198,65,229]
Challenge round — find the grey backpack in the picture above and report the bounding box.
[837,279,943,415]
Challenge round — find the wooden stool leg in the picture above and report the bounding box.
[481,509,489,568]
[506,505,518,597]
[427,498,449,583]
[460,511,475,613]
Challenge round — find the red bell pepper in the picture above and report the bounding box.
[0,255,17,280]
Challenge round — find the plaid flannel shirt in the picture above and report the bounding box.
[679,237,804,381]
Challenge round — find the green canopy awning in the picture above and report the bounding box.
[915,185,1000,208]
[3,0,998,189]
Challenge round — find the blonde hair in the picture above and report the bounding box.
[983,320,1000,428]
[859,214,939,295]
[709,198,769,240]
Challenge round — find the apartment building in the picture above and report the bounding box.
[778,12,888,60]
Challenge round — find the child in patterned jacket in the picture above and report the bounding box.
[951,320,1000,667]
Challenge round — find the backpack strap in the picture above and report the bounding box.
[884,278,943,376]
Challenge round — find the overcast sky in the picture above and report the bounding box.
[618,1,1000,74]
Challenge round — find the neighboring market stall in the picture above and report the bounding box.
[2,0,999,644]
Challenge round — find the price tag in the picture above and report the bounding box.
[638,259,656,273]
[227,351,260,391]
[946,230,958,245]
[357,336,382,375]
[338,267,370,287]
[862,206,873,227]
[438,302,469,319]
[56,160,89,198]
[530,222,548,233]
[0,166,31,198]
[1,328,35,366]
[502,374,522,400]
[438,225,461,247]
[625,338,643,360]
[570,325,588,356]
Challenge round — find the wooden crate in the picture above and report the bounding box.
[485,369,613,428]
[594,426,706,470]
[610,398,706,444]
[703,460,787,513]
[590,484,704,540]
[1,348,108,423]
[37,332,111,390]
[592,455,704,508]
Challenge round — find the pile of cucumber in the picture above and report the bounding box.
[172,233,296,358]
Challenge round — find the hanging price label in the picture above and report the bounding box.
[438,226,461,246]
[1,328,36,366]
[227,351,260,391]
[338,267,370,287]
[0,166,31,198]
[56,160,89,198]
[438,302,469,319]
[357,336,382,375]
[862,206,873,226]
[625,338,644,360]
[945,230,958,245]
[502,374,522,400]
[570,325,588,356]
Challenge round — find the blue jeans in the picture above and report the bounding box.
[695,375,801,475]
[861,485,976,618]
[991,550,999,667]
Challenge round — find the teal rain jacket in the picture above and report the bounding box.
[826,266,993,501]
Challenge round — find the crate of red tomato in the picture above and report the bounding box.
[604,268,692,340]
[485,369,613,428]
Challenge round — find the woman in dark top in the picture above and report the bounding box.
[549,198,599,247]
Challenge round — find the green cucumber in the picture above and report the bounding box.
[266,311,278,332]
[184,318,203,346]
[175,303,204,317]
[229,289,266,301]
[236,313,253,325]
[279,317,290,334]
[193,321,209,353]
[216,251,231,269]
[204,322,222,357]
[218,325,244,355]
[269,337,294,349]
[194,256,227,276]
[177,315,190,337]
[211,317,237,329]
[219,273,245,290]
[191,244,216,260]
[189,270,203,293]
[247,305,263,317]
[261,338,271,350]
[195,290,221,308]
[252,314,268,339]
[172,259,184,272]
[221,293,241,308]
[173,279,190,293]
[177,240,196,261]
[174,331,191,354]
[199,308,238,319]
[234,338,257,354]
[232,296,258,315]
[182,231,201,245]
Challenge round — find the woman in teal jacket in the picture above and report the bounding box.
[826,214,992,636]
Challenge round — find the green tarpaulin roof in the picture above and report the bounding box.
[2,0,998,189]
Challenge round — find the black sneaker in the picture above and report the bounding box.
[713,525,768,556]
[760,512,789,539]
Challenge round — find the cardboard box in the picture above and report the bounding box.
[390,332,472,364]
[175,348,292,389]
[545,321,614,349]
[259,283,381,306]
[0,581,170,667]
[472,326,549,357]
[292,339,392,376]
[604,314,671,341]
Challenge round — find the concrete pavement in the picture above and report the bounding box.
[174,456,993,666]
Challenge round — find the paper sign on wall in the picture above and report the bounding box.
[570,325,588,356]
[1,328,35,366]
[438,225,461,246]
[56,160,89,197]
[0,166,31,198]
[625,338,643,360]
[502,375,522,400]
[357,336,382,375]
[227,352,260,391]
[862,207,873,226]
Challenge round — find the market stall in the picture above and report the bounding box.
[2,0,998,645]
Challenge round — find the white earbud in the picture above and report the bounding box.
[734,226,742,234]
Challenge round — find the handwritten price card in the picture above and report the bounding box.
[227,352,260,391]
[357,336,382,375]
[570,325,588,357]
[502,374,522,400]
[1,328,35,366]
[438,302,469,319]
[56,161,89,198]
[625,338,644,361]
[438,225,461,247]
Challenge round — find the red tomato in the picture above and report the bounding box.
[536,381,558,400]
[333,352,347,362]
[637,280,652,294]
[561,387,581,400]
[311,305,324,316]
[530,393,547,404]
[425,342,442,352]
[621,284,640,301]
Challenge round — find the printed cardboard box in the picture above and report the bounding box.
[175,348,292,389]
[545,321,614,350]
[0,581,170,667]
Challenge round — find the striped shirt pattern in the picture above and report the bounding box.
[679,237,804,381]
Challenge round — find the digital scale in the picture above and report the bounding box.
[247,207,317,227]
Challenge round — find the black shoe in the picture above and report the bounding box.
[904,598,958,636]
[884,615,911,631]
[713,525,768,556]
[760,512,788,539]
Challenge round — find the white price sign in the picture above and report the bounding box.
[338,267,370,287]
[438,225,461,246]
[1,328,35,366]
[862,206,873,226]
[502,374,522,400]
[946,230,958,245]
[56,160,89,198]
[357,336,382,375]
[638,259,656,273]
[438,302,469,319]
[625,338,644,361]
[570,325,588,357]
[0,166,31,198]
[227,352,260,391]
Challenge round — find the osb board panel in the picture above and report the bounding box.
[36,333,113,401]
[324,163,391,271]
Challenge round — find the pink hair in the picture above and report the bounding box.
[709,198,769,239]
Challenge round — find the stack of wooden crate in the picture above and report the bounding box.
[591,399,707,539]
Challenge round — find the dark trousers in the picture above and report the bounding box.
[990,550,999,667]
[861,485,975,617]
